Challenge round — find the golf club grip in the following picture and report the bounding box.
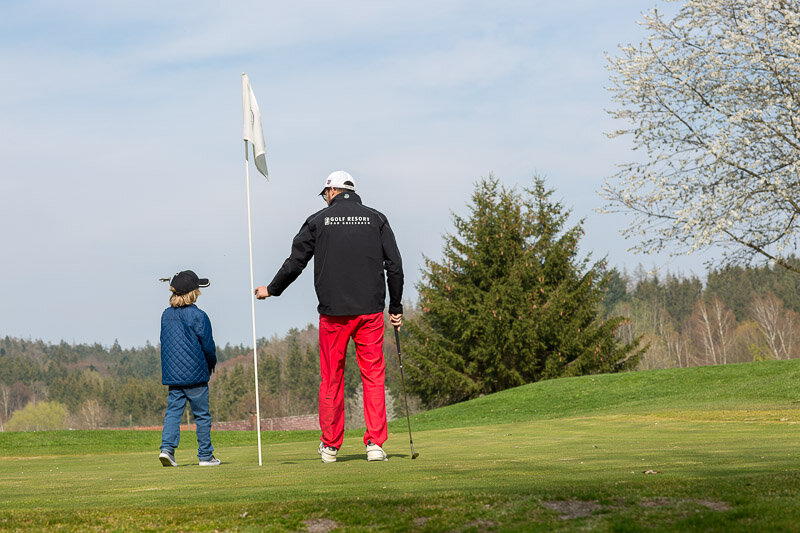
[393,325,402,362]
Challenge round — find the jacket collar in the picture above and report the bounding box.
[330,190,362,205]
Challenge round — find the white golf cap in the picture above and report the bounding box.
[320,170,356,196]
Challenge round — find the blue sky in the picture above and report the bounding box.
[0,1,706,348]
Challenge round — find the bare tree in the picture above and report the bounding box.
[710,297,736,365]
[0,382,9,432]
[750,293,799,359]
[692,301,717,365]
[638,333,671,371]
[665,330,690,369]
[691,297,735,365]
[78,399,106,429]
[0,382,10,422]
[620,296,690,370]
[612,302,637,346]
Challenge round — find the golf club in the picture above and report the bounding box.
[393,325,419,459]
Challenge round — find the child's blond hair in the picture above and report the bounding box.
[170,287,201,308]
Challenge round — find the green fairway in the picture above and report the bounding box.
[2,360,800,531]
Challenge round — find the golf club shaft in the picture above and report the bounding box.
[394,325,417,457]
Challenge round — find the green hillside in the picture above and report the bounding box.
[405,358,800,431]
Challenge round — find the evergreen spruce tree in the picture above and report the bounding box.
[299,344,319,409]
[404,176,642,407]
[260,353,282,397]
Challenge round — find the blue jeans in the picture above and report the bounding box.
[160,384,214,460]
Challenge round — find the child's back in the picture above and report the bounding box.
[160,303,216,386]
[157,270,220,467]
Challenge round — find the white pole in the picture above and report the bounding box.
[244,139,263,466]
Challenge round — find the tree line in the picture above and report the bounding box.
[603,260,800,370]
[0,324,406,431]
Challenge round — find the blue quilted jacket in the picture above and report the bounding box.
[160,304,217,386]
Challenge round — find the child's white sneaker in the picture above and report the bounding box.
[366,441,388,461]
[199,456,221,466]
[318,442,338,463]
[159,450,177,467]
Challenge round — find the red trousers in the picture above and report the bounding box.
[318,312,387,449]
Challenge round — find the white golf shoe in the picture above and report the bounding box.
[318,442,338,463]
[366,441,388,461]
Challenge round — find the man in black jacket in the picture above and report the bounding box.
[255,170,403,462]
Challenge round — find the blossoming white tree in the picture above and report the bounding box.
[603,0,800,273]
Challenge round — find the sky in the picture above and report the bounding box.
[0,0,708,348]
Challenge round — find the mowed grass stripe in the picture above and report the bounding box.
[1,418,797,500]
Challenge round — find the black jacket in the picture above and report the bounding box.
[267,191,404,316]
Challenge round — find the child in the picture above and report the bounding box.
[158,270,220,467]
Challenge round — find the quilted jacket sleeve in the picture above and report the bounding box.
[196,309,217,372]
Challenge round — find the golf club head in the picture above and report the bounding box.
[412,452,419,459]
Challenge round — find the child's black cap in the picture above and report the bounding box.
[170,270,210,295]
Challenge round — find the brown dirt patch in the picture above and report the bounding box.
[690,499,731,511]
[462,518,496,531]
[542,500,603,520]
[303,518,339,532]
[638,498,730,512]
[639,498,672,508]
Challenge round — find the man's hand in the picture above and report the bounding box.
[389,313,403,327]
[255,286,270,300]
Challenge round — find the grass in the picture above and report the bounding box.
[411,358,800,430]
[2,359,800,531]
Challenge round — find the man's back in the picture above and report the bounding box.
[267,190,403,316]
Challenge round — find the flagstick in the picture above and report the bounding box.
[244,139,263,466]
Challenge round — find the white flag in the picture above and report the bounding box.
[242,73,268,179]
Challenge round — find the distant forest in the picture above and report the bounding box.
[601,259,800,369]
[0,321,408,431]
[2,260,799,431]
